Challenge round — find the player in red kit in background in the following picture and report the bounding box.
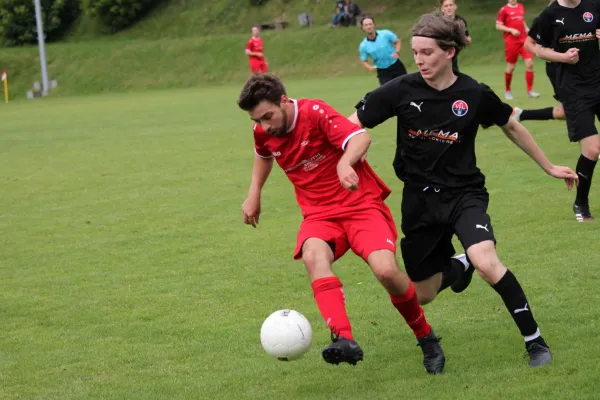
[237,74,445,374]
[245,25,268,75]
[496,0,540,100]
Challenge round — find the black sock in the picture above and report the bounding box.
[438,258,463,293]
[520,107,554,121]
[492,269,539,339]
[576,154,597,205]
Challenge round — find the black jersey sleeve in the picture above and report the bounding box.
[528,17,539,41]
[458,16,469,36]
[355,80,402,129]
[478,84,514,129]
[534,9,553,47]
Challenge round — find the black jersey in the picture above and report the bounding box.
[535,0,600,106]
[355,73,513,190]
[455,15,470,36]
[452,15,469,73]
[529,16,559,87]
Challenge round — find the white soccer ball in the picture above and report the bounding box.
[260,309,312,361]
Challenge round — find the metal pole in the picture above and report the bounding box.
[33,0,49,96]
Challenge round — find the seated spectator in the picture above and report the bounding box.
[331,0,346,27]
[341,0,361,27]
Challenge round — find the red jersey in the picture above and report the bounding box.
[496,3,527,43]
[253,99,392,218]
[245,37,264,61]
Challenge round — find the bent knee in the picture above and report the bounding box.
[472,258,505,284]
[372,260,400,285]
[414,284,438,305]
[302,240,334,279]
[585,141,600,159]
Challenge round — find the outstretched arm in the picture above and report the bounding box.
[500,118,578,189]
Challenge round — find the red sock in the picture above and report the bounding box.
[526,70,534,92]
[505,72,513,91]
[311,277,353,340]
[390,282,431,339]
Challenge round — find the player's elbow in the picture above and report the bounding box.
[495,23,503,31]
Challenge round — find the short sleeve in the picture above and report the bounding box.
[245,39,253,51]
[534,10,553,47]
[355,80,401,129]
[308,100,366,150]
[252,124,272,158]
[463,18,470,36]
[528,17,539,40]
[359,42,368,61]
[496,6,506,25]
[478,84,514,129]
[384,29,398,43]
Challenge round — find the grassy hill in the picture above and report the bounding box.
[1,0,553,99]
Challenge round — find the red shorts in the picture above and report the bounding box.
[293,204,398,262]
[249,59,268,73]
[505,41,532,64]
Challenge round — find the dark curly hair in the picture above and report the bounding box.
[237,74,287,111]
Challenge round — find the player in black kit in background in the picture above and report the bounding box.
[535,0,600,222]
[440,0,472,73]
[348,12,578,368]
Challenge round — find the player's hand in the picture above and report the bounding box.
[596,29,600,39]
[391,52,400,59]
[337,163,359,191]
[510,28,520,37]
[369,65,377,72]
[548,165,579,190]
[242,193,261,228]
[563,48,580,64]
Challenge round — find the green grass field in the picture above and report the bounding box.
[1,63,599,400]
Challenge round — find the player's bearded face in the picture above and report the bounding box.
[250,100,290,137]
[412,37,454,81]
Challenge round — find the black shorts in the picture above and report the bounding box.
[377,60,407,86]
[563,100,600,142]
[400,186,496,282]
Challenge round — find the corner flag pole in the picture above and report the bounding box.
[33,0,49,96]
[1,69,7,104]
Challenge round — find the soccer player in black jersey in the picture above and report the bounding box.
[513,10,567,122]
[535,0,600,222]
[349,12,578,368]
[440,0,472,73]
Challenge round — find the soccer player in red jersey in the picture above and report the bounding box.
[237,74,445,374]
[496,0,540,100]
[245,25,268,75]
